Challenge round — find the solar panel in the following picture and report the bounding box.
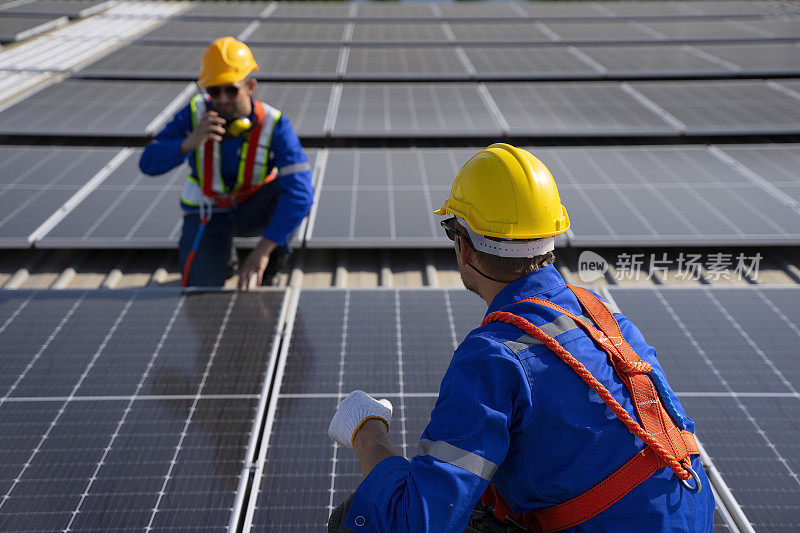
[485,82,677,136]
[137,20,253,44]
[252,47,340,80]
[738,19,800,38]
[246,22,347,44]
[530,145,800,246]
[354,3,436,20]
[77,43,341,81]
[306,148,476,247]
[516,2,610,18]
[575,45,731,76]
[0,79,190,137]
[640,20,773,40]
[181,1,267,19]
[332,83,503,137]
[630,80,800,135]
[243,288,487,532]
[351,22,448,44]
[464,45,601,79]
[0,14,66,43]
[544,21,658,41]
[448,22,553,43]
[253,83,332,137]
[38,149,317,249]
[343,47,468,80]
[269,1,352,19]
[592,1,701,17]
[687,1,792,16]
[718,144,800,205]
[76,43,206,79]
[0,146,121,247]
[608,287,800,530]
[437,3,522,18]
[695,42,800,73]
[0,288,289,532]
[0,0,110,18]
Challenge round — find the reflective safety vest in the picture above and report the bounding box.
[480,286,701,533]
[181,95,282,208]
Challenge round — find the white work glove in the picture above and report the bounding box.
[328,390,393,449]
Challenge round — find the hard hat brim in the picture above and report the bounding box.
[197,67,257,88]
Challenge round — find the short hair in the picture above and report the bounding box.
[454,219,555,280]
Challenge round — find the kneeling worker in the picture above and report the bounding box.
[328,144,714,532]
[140,37,313,289]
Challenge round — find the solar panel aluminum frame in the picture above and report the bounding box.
[0,14,68,43]
[227,287,295,532]
[241,286,304,532]
[2,0,113,19]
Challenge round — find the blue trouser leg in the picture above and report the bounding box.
[179,211,234,287]
[179,180,288,287]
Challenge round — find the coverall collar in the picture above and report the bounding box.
[485,264,566,316]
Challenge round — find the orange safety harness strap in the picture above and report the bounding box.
[479,286,700,532]
[201,101,276,208]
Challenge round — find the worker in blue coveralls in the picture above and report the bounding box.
[139,37,313,289]
[327,144,714,532]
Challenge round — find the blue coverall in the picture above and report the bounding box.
[346,265,715,532]
[139,99,313,286]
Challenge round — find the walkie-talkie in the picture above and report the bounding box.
[196,83,254,138]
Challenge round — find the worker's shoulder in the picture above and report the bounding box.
[254,99,282,116]
[455,326,528,367]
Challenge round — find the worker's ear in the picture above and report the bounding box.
[246,77,257,94]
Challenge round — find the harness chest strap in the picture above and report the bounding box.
[186,96,280,208]
[479,286,700,533]
[201,101,277,207]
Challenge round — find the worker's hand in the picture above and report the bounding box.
[328,390,392,449]
[180,111,226,154]
[238,237,277,292]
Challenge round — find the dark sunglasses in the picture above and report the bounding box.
[440,217,463,242]
[207,85,239,98]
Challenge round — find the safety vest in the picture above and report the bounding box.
[181,95,282,208]
[480,286,701,533]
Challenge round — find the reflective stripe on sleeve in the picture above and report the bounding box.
[417,439,498,481]
[503,314,595,354]
[278,161,312,176]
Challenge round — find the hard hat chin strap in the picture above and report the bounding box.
[465,260,515,284]
[455,217,556,258]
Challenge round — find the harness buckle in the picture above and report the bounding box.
[679,465,702,494]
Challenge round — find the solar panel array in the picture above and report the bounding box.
[244,289,487,531]
[37,149,317,249]
[0,288,289,532]
[609,287,800,532]
[305,146,800,248]
[239,286,800,531]
[1,4,800,532]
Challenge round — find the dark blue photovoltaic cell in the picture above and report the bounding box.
[0,146,121,247]
[249,289,490,531]
[0,289,286,532]
[609,287,800,530]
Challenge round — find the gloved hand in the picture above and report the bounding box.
[328,390,393,449]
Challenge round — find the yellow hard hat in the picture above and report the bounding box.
[198,37,259,88]
[434,143,570,240]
